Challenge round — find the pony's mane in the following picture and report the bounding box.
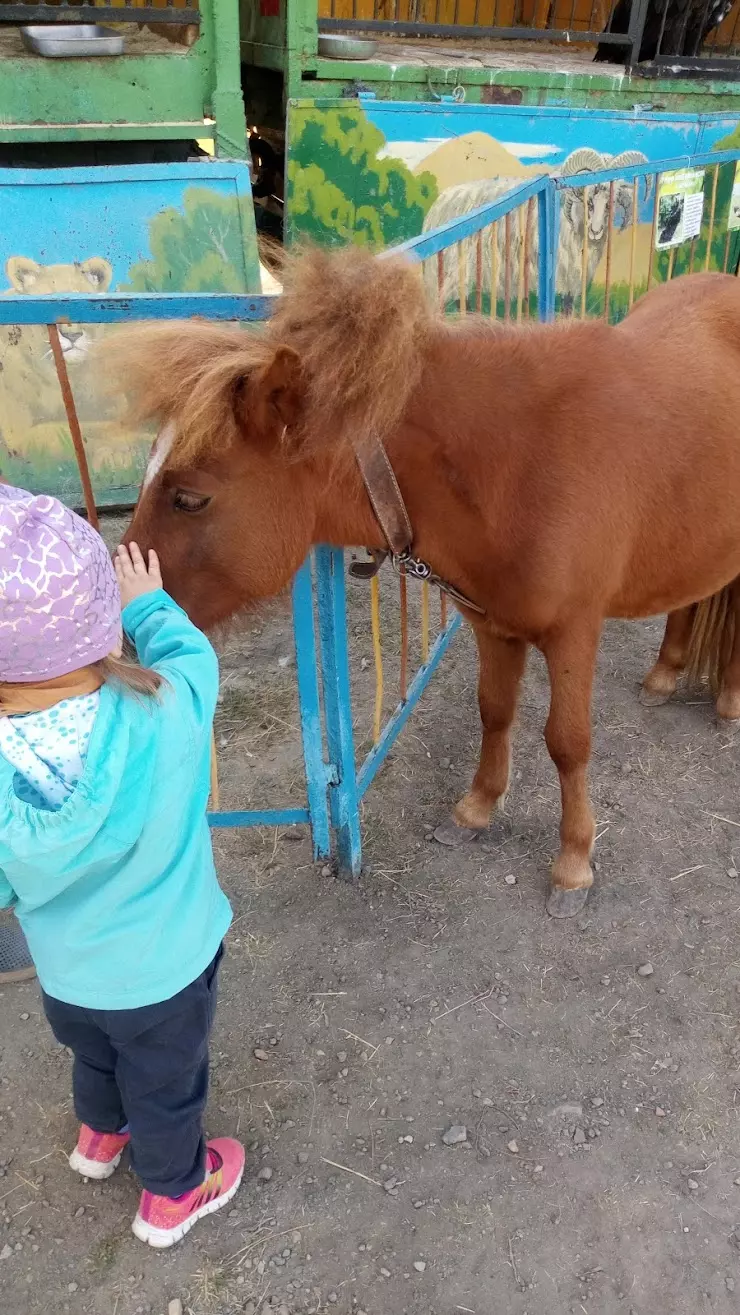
[108,245,438,470]
[267,245,437,454]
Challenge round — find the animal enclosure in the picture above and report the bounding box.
[1,144,739,878]
[423,145,740,322]
[316,0,740,67]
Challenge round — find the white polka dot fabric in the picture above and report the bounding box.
[0,692,100,810]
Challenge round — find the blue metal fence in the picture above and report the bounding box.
[1,148,737,873]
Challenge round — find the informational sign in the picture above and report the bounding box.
[655,169,705,250]
[729,161,740,231]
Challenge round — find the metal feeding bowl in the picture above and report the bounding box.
[20,25,125,57]
[317,33,377,60]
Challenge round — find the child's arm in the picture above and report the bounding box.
[116,544,219,730]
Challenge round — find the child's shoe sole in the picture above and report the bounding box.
[131,1166,244,1248]
[69,1147,125,1180]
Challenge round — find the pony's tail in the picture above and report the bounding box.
[685,587,735,693]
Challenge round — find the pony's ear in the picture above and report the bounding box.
[255,345,304,431]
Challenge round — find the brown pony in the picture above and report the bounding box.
[119,247,740,918]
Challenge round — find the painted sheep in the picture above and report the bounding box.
[422,148,651,313]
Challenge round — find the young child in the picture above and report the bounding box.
[0,483,243,1248]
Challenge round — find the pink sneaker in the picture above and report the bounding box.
[132,1138,245,1248]
[69,1124,131,1180]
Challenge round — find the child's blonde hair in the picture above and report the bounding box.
[94,641,164,698]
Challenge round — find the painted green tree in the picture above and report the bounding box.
[714,121,740,153]
[124,187,260,293]
[287,106,438,249]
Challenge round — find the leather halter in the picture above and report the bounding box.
[349,433,484,615]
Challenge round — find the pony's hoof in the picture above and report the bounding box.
[433,820,482,848]
[639,685,672,708]
[716,689,740,722]
[546,886,590,919]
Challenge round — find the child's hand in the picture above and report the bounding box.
[115,542,163,608]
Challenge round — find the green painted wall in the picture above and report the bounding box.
[0,0,246,158]
[245,0,740,115]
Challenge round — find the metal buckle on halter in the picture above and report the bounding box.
[393,551,485,613]
[349,547,484,614]
[392,550,433,582]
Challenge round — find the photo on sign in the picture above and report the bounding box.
[729,161,740,231]
[655,169,705,250]
[657,193,684,248]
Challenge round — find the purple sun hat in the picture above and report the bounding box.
[0,483,120,683]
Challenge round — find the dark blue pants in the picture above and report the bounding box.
[42,946,223,1197]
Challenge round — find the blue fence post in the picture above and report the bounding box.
[291,558,332,861]
[538,181,557,323]
[314,545,363,878]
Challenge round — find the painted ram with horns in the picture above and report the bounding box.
[422,148,651,313]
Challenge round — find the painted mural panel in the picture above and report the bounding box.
[286,99,740,319]
[0,163,260,509]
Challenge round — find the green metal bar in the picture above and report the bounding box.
[0,52,212,139]
[300,64,740,110]
[286,0,319,99]
[211,0,248,157]
[0,123,211,145]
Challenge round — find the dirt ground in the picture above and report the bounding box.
[2,523,740,1315]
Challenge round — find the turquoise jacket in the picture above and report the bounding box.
[0,590,231,1009]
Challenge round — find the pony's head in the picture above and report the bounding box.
[118,245,433,629]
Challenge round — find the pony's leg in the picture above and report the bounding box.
[716,579,740,721]
[434,628,527,847]
[541,621,601,919]
[640,606,696,707]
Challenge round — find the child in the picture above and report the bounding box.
[0,483,243,1248]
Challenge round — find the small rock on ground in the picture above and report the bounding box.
[550,1103,583,1119]
[442,1124,468,1146]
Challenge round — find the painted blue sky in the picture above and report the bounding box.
[365,102,739,173]
[0,170,244,291]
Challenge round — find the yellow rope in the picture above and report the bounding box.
[421,580,430,664]
[370,575,384,744]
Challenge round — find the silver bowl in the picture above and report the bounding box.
[20,25,125,58]
[317,33,377,60]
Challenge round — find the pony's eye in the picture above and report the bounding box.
[173,490,211,514]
